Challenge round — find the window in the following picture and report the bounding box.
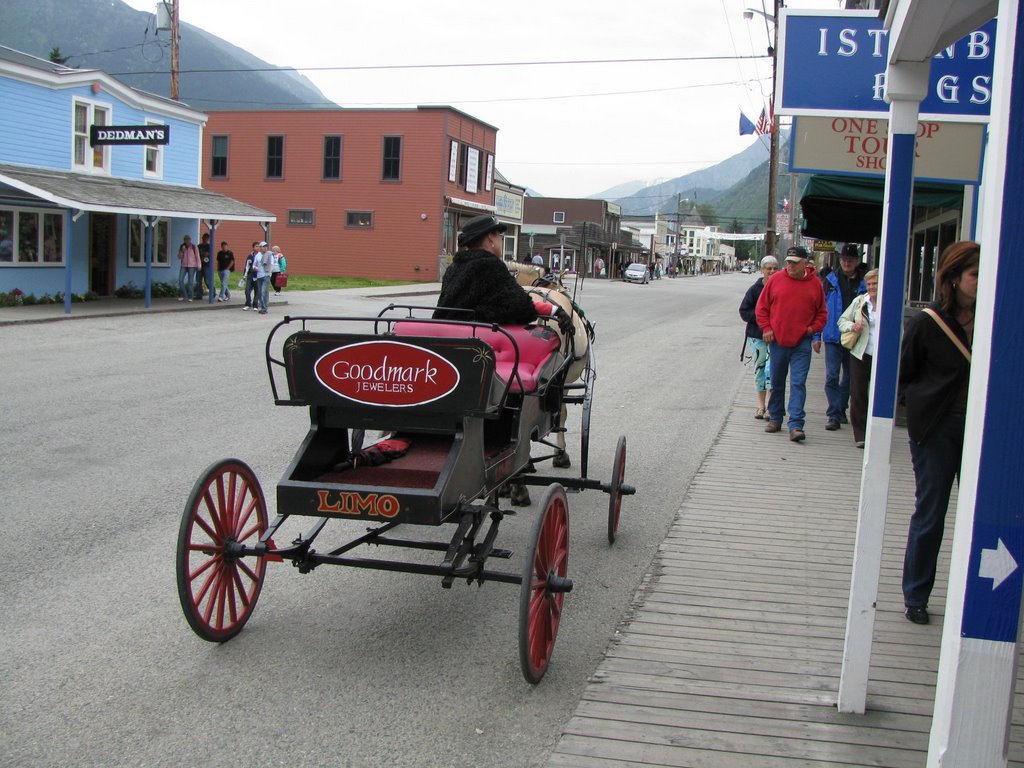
[458,143,468,187]
[143,119,163,178]
[128,218,170,266]
[289,209,315,226]
[346,211,374,228]
[553,211,566,224]
[266,135,284,178]
[0,208,64,265]
[323,135,342,180]
[382,136,402,181]
[211,136,228,177]
[72,99,110,173]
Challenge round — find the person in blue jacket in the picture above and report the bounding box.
[820,243,867,431]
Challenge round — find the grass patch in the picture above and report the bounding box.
[229,273,416,292]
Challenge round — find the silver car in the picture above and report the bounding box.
[623,262,650,284]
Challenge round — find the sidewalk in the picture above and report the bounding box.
[0,283,445,326]
[547,358,1024,767]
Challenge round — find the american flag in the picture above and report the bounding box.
[755,105,773,135]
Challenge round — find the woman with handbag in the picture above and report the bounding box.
[898,240,979,625]
[837,268,878,448]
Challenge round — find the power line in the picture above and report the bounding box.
[108,52,768,78]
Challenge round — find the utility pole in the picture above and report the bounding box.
[765,0,781,256]
[170,0,180,100]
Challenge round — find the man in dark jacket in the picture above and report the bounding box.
[821,243,868,430]
[434,215,539,324]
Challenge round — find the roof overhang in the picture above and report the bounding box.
[0,164,275,222]
[882,0,998,62]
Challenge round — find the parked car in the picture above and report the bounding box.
[741,265,752,274]
[623,262,650,284]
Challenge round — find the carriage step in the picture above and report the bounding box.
[490,548,513,559]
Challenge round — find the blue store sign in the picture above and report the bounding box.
[776,10,995,120]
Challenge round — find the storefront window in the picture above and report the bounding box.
[128,218,170,266]
[0,208,64,266]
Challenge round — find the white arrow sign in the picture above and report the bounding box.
[979,539,1018,589]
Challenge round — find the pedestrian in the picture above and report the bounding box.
[242,241,259,310]
[821,243,868,431]
[594,256,605,278]
[837,269,879,448]
[270,245,287,296]
[272,247,288,296]
[899,241,979,625]
[755,245,828,442]
[194,232,212,300]
[532,252,544,267]
[216,241,235,302]
[739,255,778,419]
[253,242,270,314]
[177,234,200,302]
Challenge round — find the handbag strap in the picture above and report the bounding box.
[922,307,971,362]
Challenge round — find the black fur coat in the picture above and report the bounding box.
[433,249,538,324]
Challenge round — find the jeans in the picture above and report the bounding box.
[748,338,771,393]
[194,264,211,299]
[767,337,811,430]
[903,412,966,607]
[824,341,852,422]
[256,276,269,312]
[179,267,197,299]
[245,275,255,307]
[218,269,231,300]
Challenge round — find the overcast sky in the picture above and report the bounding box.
[122,0,840,197]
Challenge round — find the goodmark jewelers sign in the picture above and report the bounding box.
[90,124,170,146]
[776,10,995,120]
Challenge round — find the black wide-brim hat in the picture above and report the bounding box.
[458,214,507,248]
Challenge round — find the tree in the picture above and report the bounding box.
[49,47,69,65]
[730,219,756,263]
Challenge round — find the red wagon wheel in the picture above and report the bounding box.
[518,483,571,684]
[607,435,627,545]
[176,459,268,642]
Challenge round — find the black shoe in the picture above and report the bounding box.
[905,606,929,625]
[825,420,841,431]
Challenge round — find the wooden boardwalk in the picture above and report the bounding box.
[548,361,1023,767]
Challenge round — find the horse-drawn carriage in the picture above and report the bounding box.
[176,289,633,683]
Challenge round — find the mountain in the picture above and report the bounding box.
[589,178,669,201]
[610,137,773,215]
[0,0,335,110]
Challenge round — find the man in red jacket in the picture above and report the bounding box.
[755,246,828,442]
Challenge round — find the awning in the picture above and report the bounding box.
[0,163,275,222]
[800,174,963,243]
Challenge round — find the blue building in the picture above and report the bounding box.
[0,45,273,310]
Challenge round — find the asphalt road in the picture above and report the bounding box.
[0,273,751,768]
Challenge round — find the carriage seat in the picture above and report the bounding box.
[393,321,561,393]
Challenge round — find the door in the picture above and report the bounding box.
[89,213,116,296]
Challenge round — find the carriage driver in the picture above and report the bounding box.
[434,214,576,505]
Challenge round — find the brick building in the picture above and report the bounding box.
[202,107,500,282]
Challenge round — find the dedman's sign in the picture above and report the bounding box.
[90,124,170,146]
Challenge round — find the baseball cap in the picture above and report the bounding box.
[785,246,809,262]
[258,241,268,247]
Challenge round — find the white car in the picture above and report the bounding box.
[623,262,650,284]
[741,265,752,274]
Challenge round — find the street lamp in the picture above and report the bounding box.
[744,1,781,256]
